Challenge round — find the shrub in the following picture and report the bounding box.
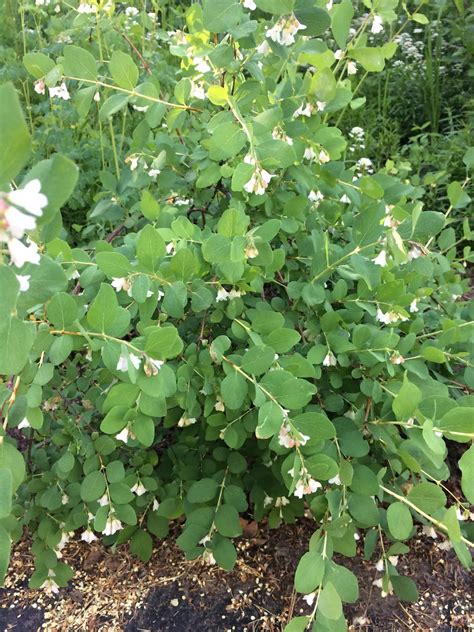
[0,0,472,628]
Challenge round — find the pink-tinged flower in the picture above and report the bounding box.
[144,357,164,377]
[279,423,295,449]
[40,578,60,594]
[390,352,405,365]
[34,79,46,95]
[102,516,123,536]
[243,166,274,195]
[293,102,314,118]
[294,476,322,498]
[8,238,40,267]
[111,277,131,293]
[81,528,98,543]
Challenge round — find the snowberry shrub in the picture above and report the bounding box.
[1,0,473,628]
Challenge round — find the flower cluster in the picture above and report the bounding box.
[266,15,306,47]
[0,179,47,268]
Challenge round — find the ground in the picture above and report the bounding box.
[0,519,472,632]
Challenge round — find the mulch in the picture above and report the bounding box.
[0,518,472,632]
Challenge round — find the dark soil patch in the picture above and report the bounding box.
[1,520,472,632]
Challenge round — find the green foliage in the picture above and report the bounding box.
[0,0,472,626]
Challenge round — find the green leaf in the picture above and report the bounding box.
[442,506,461,543]
[47,293,78,329]
[0,469,12,519]
[0,82,31,183]
[212,536,237,570]
[188,478,219,503]
[284,617,311,632]
[459,445,474,504]
[130,529,153,562]
[256,401,283,439]
[438,407,474,441]
[145,325,183,360]
[0,267,19,321]
[132,415,155,447]
[407,482,446,514]
[294,551,324,594]
[392,375,422,420]
[63,45,97,81]
[23,52,55,79]
[0,317,35,375]
[100,406,128,434]
[81,471,106,502]
[99,94,129,121]
[137,224,166,272]
[391,576,419,602]
[241,345,276,376]
[319,582,343,620]
[87,283,118,333]
[0,442,24,494]
[295,2,330,37]
[331,0,354,49]
[387,502,413,540]
[421,346,446,363]
[256,0,294,13]
[207,86,229,106]
[202,234,232,264]
[96,252,132,278]
[221,372,248,410]
[0,526,12,584]
[359,176,384,199]
[24,154,79,225]
[292,413,336,441]
[350,47,385,72]
[109,51,139,90]
[203,0,242,33]
[215,505,242,537]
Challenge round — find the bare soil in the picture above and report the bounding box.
[0,519,472,632]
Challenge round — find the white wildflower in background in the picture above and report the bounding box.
[263,495,274,507]
[125,6,139,17]
[77,2,97,13]
[266,15,306,46]
[318,149,330,163]
[49,82,70,100]
[16,274,31,291]
[340,194,351,203]
[190,81,206,100]
[322,351,337,367]
[371,14,384,34]
[193,57,211,74]
[347,61,358,75]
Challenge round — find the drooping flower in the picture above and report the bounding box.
[373,250,387,267]
[245,244,259,259]
[34,79,46,95]
[294,476,322,498]
[322,351,337,367]
[243,0,256,9]
[293,102,314,118]
[408,245,422,260]
[347,61,358,75]
[190,81,206,100]
[390,352,405,365]
[98,493,109,506]
[318,149,330,164]
[102,515,123,536]
[131,481,147,496]
[266,15,306,46]
[8,238,41,267]
[243,166,274,195]
[8,179,47,218]
[308,190,324,205]
[202,549,216,565]
[41,577,60,594]
[111,277,131,293]
[328,474,341,485]
[376,308,408,326]
[16,274,31,292]
[409,299,419,313]
[275,496,290,508]
[81,528,98,543]
[316,101,326,111]
[144,357,164,377]
[178,415,198,427]
[115,427,129,443]
[304,147,317,161]
[18,417,30,429]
